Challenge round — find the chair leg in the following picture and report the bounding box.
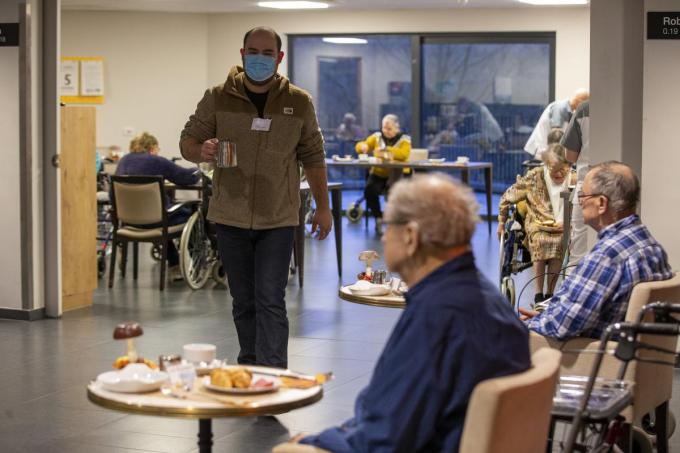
[133,242,139,280]
[121,242,128,278]
[108,239,118,288]
[655,401,669,453]
[159,240,167,291]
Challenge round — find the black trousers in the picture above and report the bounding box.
[364,174,389,218]
[215,224,295,369]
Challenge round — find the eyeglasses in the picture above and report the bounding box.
[382,219,409,231]
[577,191,605,203]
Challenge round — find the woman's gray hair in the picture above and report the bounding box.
[541,143,569,168]
[587,161,640,213]
[382,114,400,128]
[386,173,479,248]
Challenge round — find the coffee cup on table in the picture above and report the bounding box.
[183,344,216,364]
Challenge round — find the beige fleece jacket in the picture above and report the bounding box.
[180,66,326,230]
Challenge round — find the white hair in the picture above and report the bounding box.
[386,173,479,248]
[382,114,400,128]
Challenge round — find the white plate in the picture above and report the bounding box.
[347,280,392,296]
[428,158,446,163]
[96,363,169,393]
[202,374,280,395]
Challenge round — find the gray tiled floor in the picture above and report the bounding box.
[1,212,679,452]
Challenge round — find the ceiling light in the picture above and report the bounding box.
[517,0,587,5]
[322,37,368,44]
[257,1,329,9]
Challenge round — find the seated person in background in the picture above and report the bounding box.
[498,144,576,304]
[335,112,365,142]
[288,174,530,453]
[455,96,504,148]
[355,114,411,234]
[116,132,200,281]
[547,127,564,146]
[428,117,458,153]
[521,161,673,340]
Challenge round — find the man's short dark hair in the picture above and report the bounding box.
[243,27,282,53]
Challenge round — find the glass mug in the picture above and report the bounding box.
[216,139,237,168]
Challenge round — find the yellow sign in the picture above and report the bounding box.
[60,56,105,104]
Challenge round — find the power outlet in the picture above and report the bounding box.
[123,126,135,137]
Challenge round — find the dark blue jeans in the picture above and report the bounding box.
[215,224,295,369]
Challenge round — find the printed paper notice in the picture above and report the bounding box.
[80,59,104,96]
[60,60,79,96]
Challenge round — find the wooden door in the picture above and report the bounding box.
[60,106,97,311]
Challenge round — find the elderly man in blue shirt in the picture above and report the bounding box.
[283,173,530,452]
[521,161,673,340]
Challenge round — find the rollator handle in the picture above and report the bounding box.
[614,321,680,337]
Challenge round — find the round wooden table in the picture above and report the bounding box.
[87,366,323,453]
[338,285,406,309]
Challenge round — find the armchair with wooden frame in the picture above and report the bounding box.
[108,175,194,291]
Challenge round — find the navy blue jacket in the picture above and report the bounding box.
[116,152,199,186]
[301,252,530,452]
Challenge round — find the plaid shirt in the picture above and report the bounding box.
[527,215,673,340]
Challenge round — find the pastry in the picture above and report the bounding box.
[210,367,252,389]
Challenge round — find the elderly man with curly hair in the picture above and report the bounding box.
[281,173,530,453]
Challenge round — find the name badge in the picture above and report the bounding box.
[251,118,272,132]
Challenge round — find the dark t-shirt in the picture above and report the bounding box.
[245,87,269,118]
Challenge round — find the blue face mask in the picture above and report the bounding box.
[244,54,277,82]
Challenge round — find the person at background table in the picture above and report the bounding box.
[355,114,411,235]
[115,132,199,281]
[498,143,576,305]
[284,173,530,452]
[179,26,331,369]
[454,96,504,149]
[335,112,365,142]
[524,88,589,159]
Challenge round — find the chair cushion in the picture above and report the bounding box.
[117,223,185,240]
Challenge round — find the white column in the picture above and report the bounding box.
[641,1,680,268]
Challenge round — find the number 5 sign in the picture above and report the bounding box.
[60,60,79,96]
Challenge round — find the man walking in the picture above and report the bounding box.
[180,27,331,368]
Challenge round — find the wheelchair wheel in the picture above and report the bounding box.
[97,250,106,278]
[501,276,516,308]
[498,231,507,286]
[346,202,364,223]
[150,244,162,262]
[179,211,212,290]
[211,261,228,288]
[641,409,676,438]
[632,426,654,453]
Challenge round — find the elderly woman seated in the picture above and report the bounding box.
[497,143,576,304]
[355,114,411,235]
[281,173,530,452]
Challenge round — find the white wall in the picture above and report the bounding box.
[61,7,589,155]
[61,11,209,157]
[206,7,590,100]
[0,2,24,310]
[641,1,680,268]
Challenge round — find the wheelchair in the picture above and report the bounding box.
[96,171,113,278]
[178,170,227,290]
[498,201,533,308]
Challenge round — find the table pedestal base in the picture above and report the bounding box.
[198,418,213,453]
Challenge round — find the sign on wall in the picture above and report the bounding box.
[647,12,680,40]
[0,23,19,47]
[60,57,105,104]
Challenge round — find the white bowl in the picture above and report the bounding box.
[96,363,169,393]
[183,343,216,364]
